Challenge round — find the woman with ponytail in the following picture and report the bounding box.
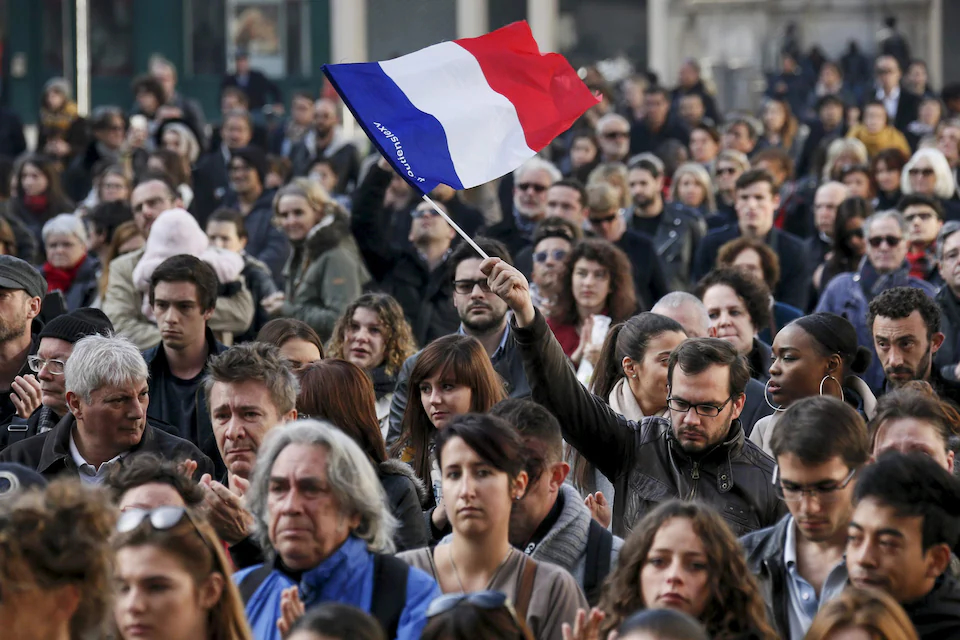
[750,312,877,456]
[572,313,687,525]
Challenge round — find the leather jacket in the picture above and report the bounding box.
[625,202,706,292]
[513,310,786,537]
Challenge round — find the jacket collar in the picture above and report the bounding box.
[664,417,745,493]
[532,484,594,569]
[143,326,226,369]
[37,412,161,475]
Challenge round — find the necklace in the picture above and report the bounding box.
[447,545,512,593]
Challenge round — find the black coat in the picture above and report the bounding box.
[613,229,670,311]
[220,188,291,284]
[0,412,213,480]
[740,515,796,639]
[379,459,429,552]
[0,108,27,159]
[53,253,100,311]
[693,225,810,310]
[191,149,231,226]
[221,70,282,111]
[513,309,785,537]
[901,574,960,639]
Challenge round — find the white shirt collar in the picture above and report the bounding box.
[69,432,124,485]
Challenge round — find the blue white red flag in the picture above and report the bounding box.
[322,21,598,193]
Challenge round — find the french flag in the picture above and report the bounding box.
[322,21,598,193]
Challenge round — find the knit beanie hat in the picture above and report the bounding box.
[38,307,114,344]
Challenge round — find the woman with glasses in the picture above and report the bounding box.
[901,147,960,220]
[264,178,370,341]
[868,381,958,472]
[749,312,875,456]
[390,334,506,539]
[420,592,536,640]
[871,148,909,211]
[113,505,252,640]
[0,480,114,640]
[817,197,872,293]
[591,500,776,640]
[805,587,918,640]
[530,217,580,319]
[95,164,132,205]
[711,150,750,229]
[547,239,637,368]
[297,359,429,551]
[327,293,418,435]
[400,413,587,640]
[256,318,324,379]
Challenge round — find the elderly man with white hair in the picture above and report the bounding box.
[487,156,562,257]
[40,213,100,310]
[0,333,212,482]
[236,420,439,640]
[595,112,631,163]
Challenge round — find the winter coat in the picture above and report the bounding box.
[815,259,938,392]
[0,411,213,480]
[103,247,254,350]
[54,253,101,310]
[234,253,278,344]
[237,535,439,640]
[220,188,291,284]
[624,202,707,292]
[380,459,429,552]
[4,196,74,262]
[846,124,911,158]
[901,573,960,639]
[514,309,785,537]
[280,208,370,341]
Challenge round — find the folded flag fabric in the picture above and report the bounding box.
[322,21,598,193]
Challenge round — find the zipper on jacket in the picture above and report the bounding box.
[687,461,701,499]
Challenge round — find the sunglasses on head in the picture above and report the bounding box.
[868,235,901,248]
[426,591,524,631]
[517,183,547,194]
[533,249,567,263]
[117,506,219,558]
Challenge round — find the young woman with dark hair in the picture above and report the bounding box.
[256,317,324,378]
[399,413,586,640]
[297,359,428,551]
[389,334,506,536]
[5,154,74,260]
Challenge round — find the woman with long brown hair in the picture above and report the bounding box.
[389,334,506,537]
[595,500,776,640]
[327,293,418,434]
[5,153,74,260]
[113,506,252,640]
[548,238,638,367]
[297,358,428,551]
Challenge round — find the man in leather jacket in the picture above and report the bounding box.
[481,256,785,537]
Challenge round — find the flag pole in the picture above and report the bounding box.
[420,194,490,260]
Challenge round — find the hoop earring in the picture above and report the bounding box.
[819,374,845,403]
[764,382,786,413]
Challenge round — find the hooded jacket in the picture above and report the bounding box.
[513,309,786,537]
[281,208,370,341]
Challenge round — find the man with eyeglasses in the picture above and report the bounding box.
[103,173,255,350]
[480,255,784,536]
[624,156,705,291]
[900,194,945,284]
[845,452,960,638]
[817,210,937,393]
[742,396,868,640]
[873,55,920,133]
[595,113,631,163]
[0,308,113,449]
[486,157,561,257]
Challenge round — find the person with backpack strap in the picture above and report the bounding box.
[234,420,439,640]
[399,414,587,640]
[490,398,622,606]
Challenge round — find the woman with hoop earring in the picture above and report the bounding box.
[749,312,877,456]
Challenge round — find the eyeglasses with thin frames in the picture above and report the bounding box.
[773,467,857,503]
[27,356,65,375]
[666,395,734,417]
[453,279,491,295]
[533,249,567,263]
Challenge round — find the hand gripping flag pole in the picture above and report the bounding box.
[322,20,598,262]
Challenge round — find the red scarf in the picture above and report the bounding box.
[43,254,86,293]
[22,194,49,214]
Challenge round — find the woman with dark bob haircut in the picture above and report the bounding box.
[285,602,385,640]
[399,413,587,640]
[548,238,638,367]
[297,359,428,551]
[0,480,115,639]
[256,317,324,377]
[389,334,506,537]
[419,592,536,640]
[696,267,773,382]
[595,500,776,639]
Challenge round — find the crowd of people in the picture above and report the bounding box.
[2,22,960,640]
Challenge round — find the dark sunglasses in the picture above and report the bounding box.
[411,208,438,219]
[426,591,523,627]
[846,227,865,240]
[590,213,619,225]
[905,211,937,223]
[517,183,547,193]
[868,235,902,248]
[909,167,935,177]
[716,167,738,176]
[533,249,567,263]
[602,131,629,140]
